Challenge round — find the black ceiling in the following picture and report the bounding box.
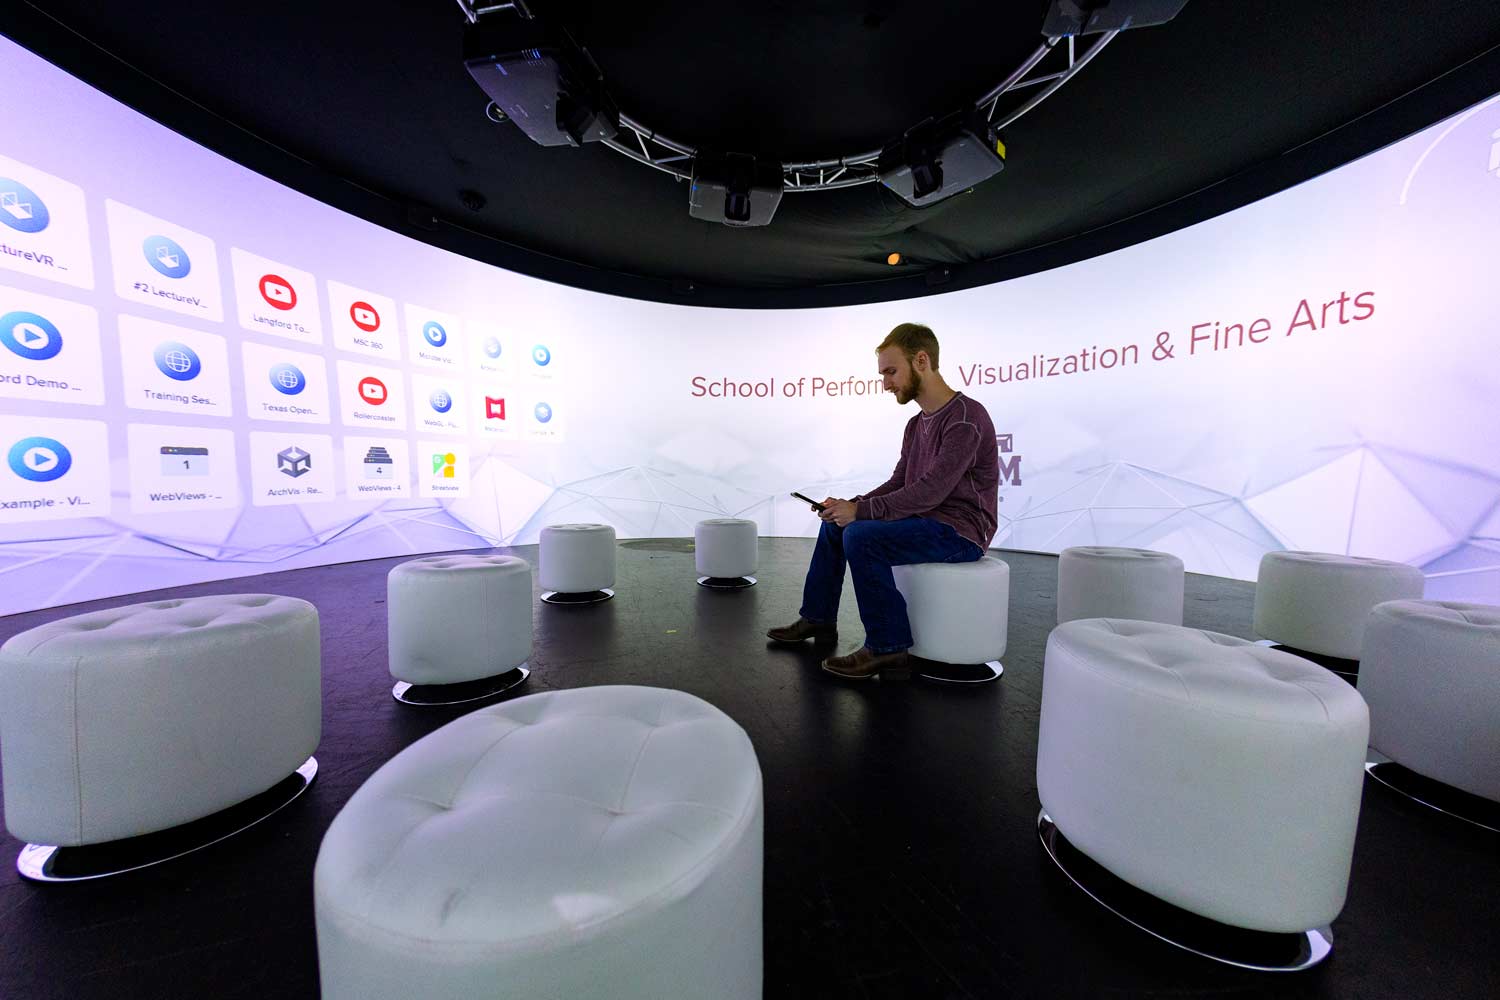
[8,1,1500,307]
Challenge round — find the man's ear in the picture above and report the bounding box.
[914,350,930,373]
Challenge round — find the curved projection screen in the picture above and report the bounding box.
[2,35,1498,616]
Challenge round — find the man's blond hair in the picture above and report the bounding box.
[877,323,940,371]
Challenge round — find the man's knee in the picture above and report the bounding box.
[841,520,874,557]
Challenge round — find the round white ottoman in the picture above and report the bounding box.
[1359,600,1500,829]
[1037,618,1369,970]
[539,523,617,604]
[314,686,763,1000]
[387,553,532,706]
[0,594,321,881]
[892,555,1009,683]
[1056,546,1184,626]
[695,518,758,589]
[1253,551,1424,664]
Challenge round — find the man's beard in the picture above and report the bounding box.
[895,368,922,404]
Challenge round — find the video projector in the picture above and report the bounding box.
[463,15,618,147]
[878,112,1006,209]
[1042,0,1192,37]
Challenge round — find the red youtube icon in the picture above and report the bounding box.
[259,274,297,311]
[350,301,381,332]
[358,376,388,405]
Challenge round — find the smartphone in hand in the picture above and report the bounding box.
[790,491,827,512]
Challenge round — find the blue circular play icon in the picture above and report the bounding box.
[0,311,63,361]
[8,436,72,482]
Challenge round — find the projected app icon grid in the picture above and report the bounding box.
[2,59,578,610]
[2,155,575,554]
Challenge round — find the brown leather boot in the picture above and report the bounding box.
[821,646,912,682]
[766,618,838,644]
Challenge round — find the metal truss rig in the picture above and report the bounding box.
[608,31,1119,192]
[455,1,1118,192]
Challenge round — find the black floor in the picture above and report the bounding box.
[0,540,1495,999]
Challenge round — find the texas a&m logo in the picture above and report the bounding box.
[996,433,1022,486]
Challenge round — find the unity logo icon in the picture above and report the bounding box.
[358,376,388,405]
[350,301,380,332]
[0,178,49,234]
[534,401,553,423]
[429,389,453,414]
[8,436,71,483]
[483,337,502,360]
[532,344,551,367]
[259,274,297,311]
[422,321,448,348]
[277,445,312,478]
[143,235,191,279]
[154,341,202,381]
[1,311,63,361]
[269,363,307,396]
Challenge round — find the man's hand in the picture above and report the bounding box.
[819,498,857,527]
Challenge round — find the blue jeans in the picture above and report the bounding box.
[799,517,982,653]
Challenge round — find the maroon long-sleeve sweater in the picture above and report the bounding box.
[854,391,999,551]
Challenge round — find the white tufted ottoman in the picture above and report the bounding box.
[1037,619,1369,970]
[539,523,617,604]
[387,553,532,706]
[1056,546,1184,626]
[0,594,321,881]
[314,685,763,1000]
[893,555,1009,683]
[1359,600,1500,829]
[695,518,758,589]
[1253,551,1424,668]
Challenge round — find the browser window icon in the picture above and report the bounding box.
[362,446,394,480]
[161,445,209,476]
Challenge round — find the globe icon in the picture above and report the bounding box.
[268,363,307,395]
[153,341,202,381]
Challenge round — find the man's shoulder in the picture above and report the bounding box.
[947,392,995,430]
